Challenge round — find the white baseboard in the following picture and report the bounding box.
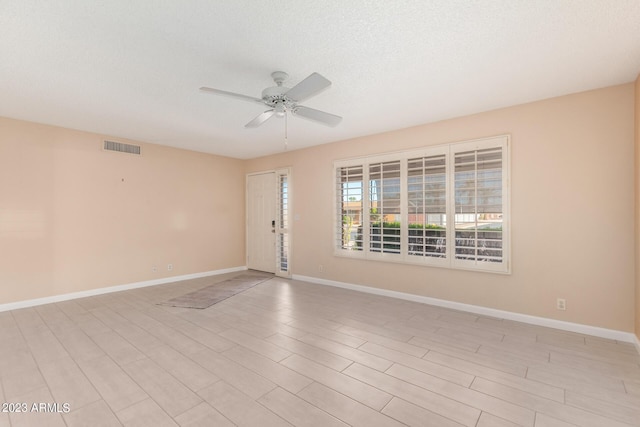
[0,266,247,313]
[293,274,638,345]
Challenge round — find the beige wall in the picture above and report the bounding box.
[0,117,245,305]
[636,74,640,342]
[248,83,636,332]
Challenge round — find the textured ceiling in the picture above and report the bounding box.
[1,1,639,159]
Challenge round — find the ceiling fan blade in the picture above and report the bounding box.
[292,106,342,127]
[284,72,331,102]
[245,110,275,128]
[200,87,263,104]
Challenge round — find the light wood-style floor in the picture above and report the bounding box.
[1,272,639,427]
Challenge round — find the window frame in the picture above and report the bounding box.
[276,168,291,278]
[334,135,510,274]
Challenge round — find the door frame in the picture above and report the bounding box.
[246,168,292,278]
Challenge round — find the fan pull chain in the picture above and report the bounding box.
[284,110,288,150]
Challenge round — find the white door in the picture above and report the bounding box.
[247,172,276,273]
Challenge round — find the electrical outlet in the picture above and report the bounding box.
[318,264,324,273]
[167,264,173,271]
[556,298,566,311]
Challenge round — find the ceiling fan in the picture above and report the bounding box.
[200,71,342,128]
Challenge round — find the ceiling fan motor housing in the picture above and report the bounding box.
[262,86,294,110]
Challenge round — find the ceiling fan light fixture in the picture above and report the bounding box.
[275,102,286,118]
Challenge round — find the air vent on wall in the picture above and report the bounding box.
[103,140,141,155]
